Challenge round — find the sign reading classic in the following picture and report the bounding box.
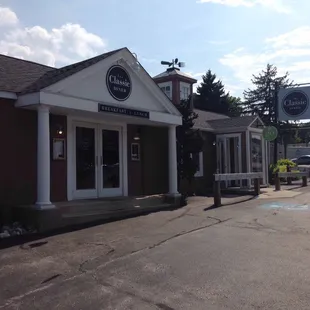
[282,91,308,117]
[278,86,310,121]
[106,65,132,101]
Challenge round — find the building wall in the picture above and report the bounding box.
[141,126,169,195]
[127,124,143,196]
[0,100,68,206]
[50,114,67,202]
[127,125,169,196]
[0,99,37,206]
[195,132,217,194]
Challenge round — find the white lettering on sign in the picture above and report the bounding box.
[109,75,131,88]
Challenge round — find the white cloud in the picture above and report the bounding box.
[208,40,231,46]
[198,0,291,13]
[265,26,310,48]
[0,7,18,26]
[219,26,310,94]
[0,7,107,67]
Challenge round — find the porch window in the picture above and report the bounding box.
[251,134,263,173]
[160,86,172,99]
[180,85,190,100]
[192,152,204,177]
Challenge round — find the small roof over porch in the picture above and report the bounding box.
[193,109,264,133]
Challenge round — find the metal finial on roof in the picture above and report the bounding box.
[160,58,185,70]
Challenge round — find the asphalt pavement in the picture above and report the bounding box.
[2,191,310,309]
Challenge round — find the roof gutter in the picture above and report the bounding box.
[0,91,17,100]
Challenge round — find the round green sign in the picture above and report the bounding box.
[263,126,278,141]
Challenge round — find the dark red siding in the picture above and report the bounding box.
[0,99,68,206]
[127,125,169,196]
[0,99,37,206]
[50,114,67,202]
[127,124,143,196]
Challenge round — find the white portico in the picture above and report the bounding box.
[16,48,182,209]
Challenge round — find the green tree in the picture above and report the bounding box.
[227,95,244,117]
[176,98,204,197]
[243,63,292,125]
[194,70,243,116]
[194,70,230,115]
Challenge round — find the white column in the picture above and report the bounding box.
[168,125,179,195]
[36,105,54,209]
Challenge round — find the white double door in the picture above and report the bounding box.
[73,122,123,199]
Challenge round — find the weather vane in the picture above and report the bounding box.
[161,58,185,69]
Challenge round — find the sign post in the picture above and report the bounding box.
[273,81,279,164]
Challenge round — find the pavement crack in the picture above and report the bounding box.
[79,259,90,273]
[206,216,229,223]
[89,274,174,310]
[148,218,231,250]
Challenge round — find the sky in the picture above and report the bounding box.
[0,0,310,97]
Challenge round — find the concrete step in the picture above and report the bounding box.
[61,203,172,227]
[61,195,165,214]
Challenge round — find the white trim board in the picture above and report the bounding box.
[0,91,17,100]
[16,92,182,126]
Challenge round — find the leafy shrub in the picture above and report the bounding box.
[270,159,296,174]
[269,159,298,183]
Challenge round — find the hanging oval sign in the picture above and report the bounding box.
[282,90,309,117]
[106,65,132,101]
[263,126,278,141]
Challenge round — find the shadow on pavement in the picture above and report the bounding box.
[0,205,183,250]
[203,195,257,212]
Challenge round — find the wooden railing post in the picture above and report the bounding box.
[213,177,221,208]
[302,175,308,187]
[287,165,292,185]
[254,178,260,196]
[275,173,281,191]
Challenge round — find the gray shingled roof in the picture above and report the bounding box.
[153,68,197,81]
[0,54,54,92]
[20,48,124,94]
[208,115,258,130]
[193,109,259,131]
[0,48,124,94]
[194,109,229,130]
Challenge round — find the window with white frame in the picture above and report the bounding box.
[180,82,190,101]
[191,152,204,177]
[158,81,172,100]
[161,86,171,99]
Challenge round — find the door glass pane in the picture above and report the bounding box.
[76,127,96,190]
[102,130,120,188]
[251,135,263,172]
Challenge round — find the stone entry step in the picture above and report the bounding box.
[57,195,173,227]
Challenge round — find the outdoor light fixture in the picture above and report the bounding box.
[133,127,141,141]
[56,125,64,135]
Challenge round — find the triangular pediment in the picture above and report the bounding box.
[42,48,180,116]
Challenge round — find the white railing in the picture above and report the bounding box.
[214,172,263,181]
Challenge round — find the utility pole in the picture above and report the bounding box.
[273,80,279,164]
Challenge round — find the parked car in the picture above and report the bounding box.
[292,155,310,165]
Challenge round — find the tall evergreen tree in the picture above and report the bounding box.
[243,63,293,125]
[194,70,242,116]
[195,70,229,114]
[227,95,244,117]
